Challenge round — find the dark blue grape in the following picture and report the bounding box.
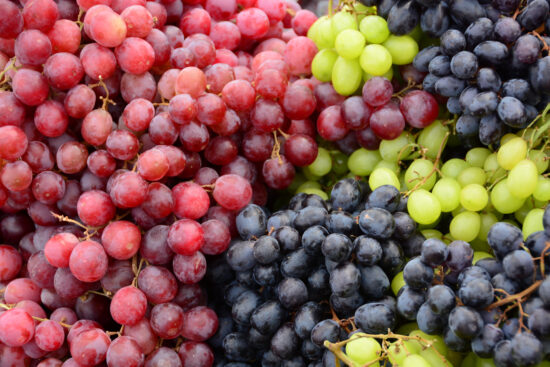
[281,248,314,279]
[544,205,550,236]
[271,323,300,359]
[278,277,308,310]
[421,238,449,267]
[493,340,515,367]
[288,193,307,211]
[476,68,501,92]
[293,207,328,233]
[223,332,255,362]
[227,240,256,272]
[253,263,280,286]
[456,114,480,138]
[232,290,261,325]
[446,240,474,271]
[435,75,467,97]
[420,2,450,38]
[207,256,235,284]
[444,327,470,352]
[211,316,234,350]
[321,233,352,263]
[387,0,420,35]
[403,257,433,290]
[502,79,536,103]
[396,286,425,320]
[539,277,550,307]
[301,339,322,362]
[457,266,491,287]
[528,308,550,339]
[377,295,397,315]
[440,29,466,56]
[307,267,330,300]
[330,178,361,212]
[249,327,271,349]
[413,46,441,72]
[447,97,462,114]
[416,302,447,334]
[511,332,543,366]
[493,17,521,43]
[250,300,286,335]
[310,319,340,346]
[273,226,300,253]
[459,86,479,114]
[474,41,509,65]
[458,278,494,308]
[379,239,405,276]
[359,265,390,300]
[464,17,493,48]
[502,250,535,279]
[261,350,282,367]
[470,91,498,116]
[354,303,396,334]
[366,185,401,212]
[517,0,549,30]
[281,356,305,367]
[294,302,325,339]
[492,0,519,13]
[513,34,540,65]
[329,262,360,298]
[358,208,395,239]
[253,236,280,264]
[392,212,416,240]
[330,292,365,318]
[235,269,257,288]
[479,113,505,146]
[326,211,355,235]
[449,0,487,28]
[302,194,327,210]
[491,273,520,295]
[471,324,505,357]
[267,210,296,231]
[237,204,267,240]
[225,281,249,306]
[377,0,398,18]
[426,284,456,315]
[475,257,503,277]
[448,306,484,339]
[354,236,383,265]
[487,222,523,259]
[302,226,329,256]
[322,350,339,367]
[422,73,439,93]
[429,55,452,77]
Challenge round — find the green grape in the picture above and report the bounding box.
[461,352,477,367]
[408,331,447,356]
[514,199,534,224]
[288,172,306,193]
[379,132,414,162]
[442,233,454,244]
[477,212,498,242]
[421,229,443,239]
[471,238,491,253]
[348,148,381,176]
[535,361,550,367]
[460,184,488,212]
[476,357,496,367]
[457,167,487,187]
[387,341,421,366]
[359,44,392,76]
[497,137,527,170]
[308,147,332,177]
[396,322,419,336]
[408,189,441,225]
[507,159,538,198]
[529,149,549,174]
[332,56,362,96]
[391,271,405,296]
[300,188,329,200]
[417,121,449,159]
[332,151,349,176]
[452,206,466,216]
[431,177,461,212]
[353,3,373,23]
[407,24,423,41]
[296,181,321,193]
[364,67,393,82]
[302,166,321,181]
[523,208,544,239]
[403,354,432,367]
[345,335,381,366]
[466,147,491,168]
[331,11,357,35]
[534,176,550,201]
[359,15,390,44]
[500,133,518,146]
[311,49,338,82]
[369,167,400,190]
[450,211,481,242]
[484,153,507,183]
[374,160,400,175]
[405,159,437,191]
[307,18,322,47]
[441,158,470,179]
[317,16,336,49]
[335,29,365,59]
[473,251,493,264]
[490,179,525,214]
[446,349,465,367]
[382,35,418,65]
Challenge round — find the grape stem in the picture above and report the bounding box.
[131,255,149,287]
[403,132,450,197]
[0,302,72,328]
[488,280,543,310]
[88,76,116,111]
[271,131,283,164]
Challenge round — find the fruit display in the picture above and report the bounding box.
[0,0,548,366]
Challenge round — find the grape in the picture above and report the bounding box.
[345,335,381,365]
[450,211,481,242]
[506,159,538,199]
[431,178,461,212]
[522,209,544,239]
[460,184,488,212]
[408,189,441,225]
[311,49,338,82]
[359,15,390,44]
[383,35,418,65]
[332,57,362,96]
[348,149,381,177]
[404,159,436,191]
[369,167,400,191]
[379,133,414,162]
[491,179,525,214]
[335,29,365,59]
[417,121,449,159]
[360,44,392,76]
[331,11,357,35]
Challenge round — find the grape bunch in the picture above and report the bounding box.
[409,0,550,147]
[394,207,550,367]
[307,3,420,96]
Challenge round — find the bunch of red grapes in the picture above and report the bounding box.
[0,0,330,365]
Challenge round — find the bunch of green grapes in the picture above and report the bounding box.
[307,4,419,96]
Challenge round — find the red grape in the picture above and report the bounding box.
[399,90,439,128]
[69,240,108,283]
[110,286,148,326]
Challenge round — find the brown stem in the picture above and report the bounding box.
[488,280,542,310]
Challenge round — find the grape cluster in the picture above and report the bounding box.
[208,178,438,365]
[408,0,550,147]
[396,207,550,367]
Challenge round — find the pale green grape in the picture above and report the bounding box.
[477,212,498,242]
[497,137,527,170]
[490,179,525,214]
[408,189,441,225]
[307,18,322,47]
[396,322,419,336]
[450,211,481,242]
[408,331,447,356]
[417,121,449,159]
[311,49,338,82]
[460,184,488,212]
[457,167,487,187]
[418,349,450,367]
[471,238,491,253]
[345,335,381,366]
[348,148,381,176]
[332,151,349,176]
[391,271,405,296]
[473,251,493,264]
[421,229,443,240]
[353,3,373,23]
[476,357,496,367]
[359,15,390,44]
[466,147,491,168]
[484,153,507,183]
[308,147,332,176]
[288,172,306,193]
[359,44,392,76]
[332,56,362,96]
[387,341,421,366]
[407,24,423,41]
[374,160,400,175]
[506,159,538,198]
[302,166,321,181]
[318,16,336,49]
[452,206,466,217]
[534,176,550,201]
[383,35,419,65]
[500,133,518,146]
[300,188,329,200]
[431,177,461,212]
[523,208,544,239]
[529,149,549,174]
[364,67,393,82]
[379,132,414,162]
[335,29,365,59]
[369,167,400,190]
[405,159,437,191]
[296,181,321,193]
[331,11,357,35]
[441,158,470,179]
